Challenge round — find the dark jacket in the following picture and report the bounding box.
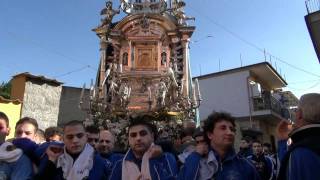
[109,149,178,180]
[0,154,33,180]
[238,147,253,158]
[36,153,109,180]
[278,124,320,180]
[247,154,275,180]
[179,148,260,180]
[100,152,124,170]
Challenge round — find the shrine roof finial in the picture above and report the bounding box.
[120,0,168,14]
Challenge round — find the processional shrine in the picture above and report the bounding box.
[80,0,201,147]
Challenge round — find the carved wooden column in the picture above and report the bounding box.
[157,41,162,71]
[181,38,189,97]
[179,26,195,97]
[99,35,108,96]
[128,41,131,69]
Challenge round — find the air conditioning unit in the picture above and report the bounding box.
[251,83,261,97]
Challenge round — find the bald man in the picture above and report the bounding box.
[97,130,123,168]
[97,130,114,155]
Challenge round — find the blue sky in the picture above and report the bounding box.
[0,0,319,98]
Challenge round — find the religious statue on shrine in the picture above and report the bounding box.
[156,79,168,107]
[85,0,200,129]
[119,81,131,108]
[171,0,194,25]
[161,52,167,65]
[100,1,120,27]
[120,0,131,13]
[108,78,118,99]
[167,67,178,88]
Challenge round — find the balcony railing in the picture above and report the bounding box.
[306,0,320,14]
[252,94,289,119]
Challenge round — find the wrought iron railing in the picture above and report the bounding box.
[252,94,289,118]
[306,0,320,14]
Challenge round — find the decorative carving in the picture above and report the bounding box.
[171,0,195,25]
[156,79,168,108]
[119,80,131,108]
[167,67,178,88]
[120,0,131,14]
[139,15,150,31]
[84,0,199,150]
[128,0,168,14]
[100,1,120,27]
[108,77,118,100]
[135,45,157,70]
[122,52,128,66]
[140,78,148,93]
[161,52,167,65]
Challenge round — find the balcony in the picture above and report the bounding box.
[252,93,290,119]
[305,0,320,63]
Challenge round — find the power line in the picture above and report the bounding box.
[4,30,97,71]
[53,65,92,78]
[188,6,320,78]
[288,78,320,84]
[287,79,320,91]
[3,5,98,74]
[268,54,320,78]
[191,35,213,43]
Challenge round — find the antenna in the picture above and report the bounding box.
[240,54,243,67]
[306,1,310,14]
[269,55,272,64]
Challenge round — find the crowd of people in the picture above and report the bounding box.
[0,92,319,180]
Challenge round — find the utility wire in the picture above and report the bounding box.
[191,35,213,43]
[268,54,320,78]
[188,6,320,78]
[287,79,320,91]
[53,65,92,78]
[4,30,98,79]
[0,5,98,76]
[5,31,97,71]
[288,78,320,84]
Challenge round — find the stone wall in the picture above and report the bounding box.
[57,86,89,126]
[21,80,62,130]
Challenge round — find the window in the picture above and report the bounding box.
[122,52,128,66]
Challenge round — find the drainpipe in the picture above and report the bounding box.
[246,76,253,128]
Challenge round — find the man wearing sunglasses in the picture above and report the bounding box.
[109,115,178,180]
[37,120,109,180]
